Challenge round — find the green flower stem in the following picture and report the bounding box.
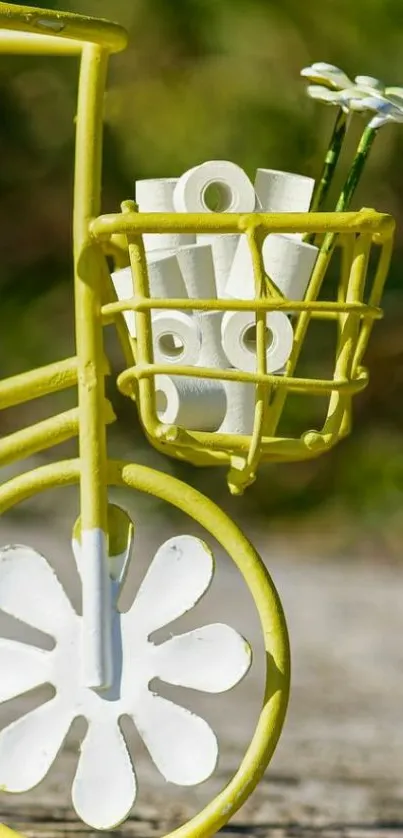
[267,121,379,443]
[334,123,377,213]
[322,123,378,255]
[304,108,349,245]
[311,108,348,212]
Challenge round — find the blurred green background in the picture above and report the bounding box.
[1,0,403,558]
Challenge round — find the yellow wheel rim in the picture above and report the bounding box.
[0,458,290,838]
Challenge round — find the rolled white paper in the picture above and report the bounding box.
[254,169,315,214]
[136,244,216,300]
[135,177,195,251]
[221,310,294,373]
[175,243,217,300]
[218,381,256,435]
[110,265,136,336]
[196,234,239,297]
[147,251,187,299]
[173,161,256,214]
[155,374,226,431]
[225,233,318,301]
[111,253,187,337]
[152,311,201,367]
[197,311,228,368]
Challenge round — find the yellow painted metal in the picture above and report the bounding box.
[0,30,82,55]
[0,408,81,467]
[0,2,394,497]
[90,207,395,239]
[0,4,395,833]
[73,43,110,533]
[102,297,383,316]
[0,459,290,838]
[0,207,393,495]
[0,357,78,410]
[91,206,393,493]
[0,400,116,468]
[0,827,25,838]
[0,3,127,52]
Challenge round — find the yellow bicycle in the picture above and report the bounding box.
[0,4,395,837]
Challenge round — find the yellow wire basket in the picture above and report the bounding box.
[93,200,395,495]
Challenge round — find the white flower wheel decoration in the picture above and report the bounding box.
[0,529,251,830]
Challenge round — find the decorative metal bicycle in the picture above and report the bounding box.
[0,4,396,837]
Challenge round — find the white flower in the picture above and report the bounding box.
[305,83,348,108]
[305,81,386,111]
[365,97,403,128]
[354,75,385,93]
[0,533,251,830]
[300,62,353,90]
[338,90,403,127]
[384,86,403,102]
[301,63,385,97]
[303,65,403,124]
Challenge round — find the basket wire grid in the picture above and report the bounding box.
[93,201,395,494]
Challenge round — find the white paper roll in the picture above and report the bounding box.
[197,311,228,368]
[221,310,294,373]
[135,177,195,251]
[175,243,217,300]
[146,251,187,299]
[173,161,256,214]
[111,253,188,337]
[196,234,239,297]
[152,311,201,367]
[218,381,256,435]
[254,169,315,214]
[155,374,226,431]
[110,265,136,337]
[225,233,318,301]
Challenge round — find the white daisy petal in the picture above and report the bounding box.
[385,86,403,102]
[126,535,214,636]
[0,696,72,791]
[384,93,403,111]
[355,95,403,122]
[306,84,343,105]
[369,113,394,129]
[72,718,137,830]
[154,623,252,693]
[358,95,389,110]
[339,89,383,112]
[301,63,352,90]
[0,639,49,702]
[385,108,403,123]
[132,692,218,785]
[311,62,341,71]
[343,96,372,112]
[0,545,75,639]
[354,75,384,92]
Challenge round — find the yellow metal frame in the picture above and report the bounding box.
[0,459,290,838]
[0,2,394,834]
[0,4,395,501]
[94,206,394,493]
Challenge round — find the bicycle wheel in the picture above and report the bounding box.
[0,459,290,838]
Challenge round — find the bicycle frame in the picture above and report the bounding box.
[0,6,397,836]
[0,0,396,485]
[0,4,128,689]
[0,0,395,675]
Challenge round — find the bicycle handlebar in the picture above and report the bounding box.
[0,2,128,52]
